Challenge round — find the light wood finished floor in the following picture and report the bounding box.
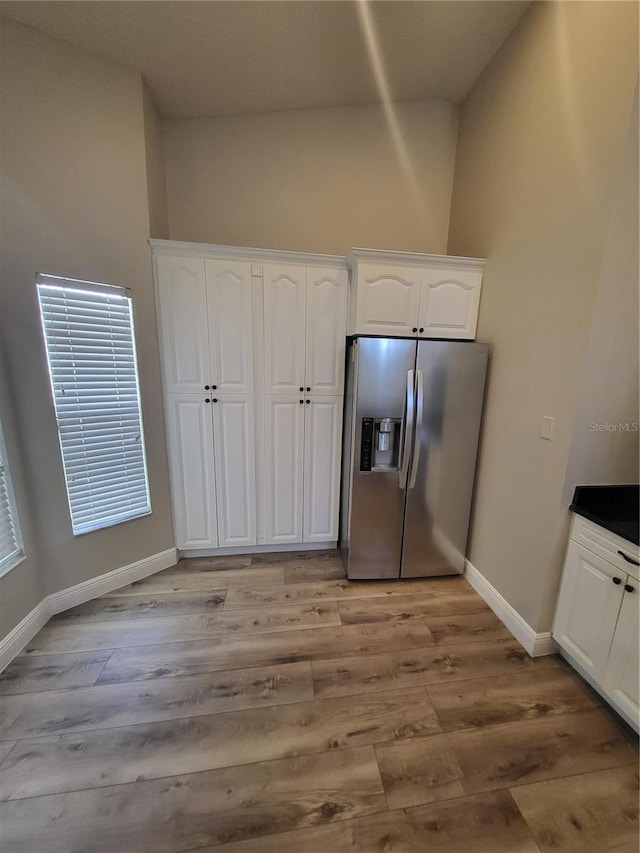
[1,551,638,852]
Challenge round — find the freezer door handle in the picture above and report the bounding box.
[408,369,424,489]
[399,369,414,489]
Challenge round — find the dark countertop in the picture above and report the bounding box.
[570,484,639,546]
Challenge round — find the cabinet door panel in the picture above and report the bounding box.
[553,542,623,680]
[304,397,343,543]
[155,256,210,393]
[212,395,256,548]
[263,264,306,394]
[418,268,482,340]
[263,396,304,544]
[205,260,254,395]
[354,263,421,336]
[164,394,217,550]
[306,267,347,395]
[603,587,639,727]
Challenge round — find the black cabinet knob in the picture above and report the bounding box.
[306,387,311,392]
[306,399,310,404]
[212,398,218,403]
[419,327,424,333]
[205,398,210,403]
[212,385,217,390]
[300,387,304,392]
[205,385,210,390]
[625,584,635,593]
[299,399,304,404]
[613,577,622,585]
[412,327,418,333]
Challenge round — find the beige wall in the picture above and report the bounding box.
[143,79,170,240]
[164,99,459,255]
[561,85,639,496]
[448,1,638,632]
[0,19,174,637]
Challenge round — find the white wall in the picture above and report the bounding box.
[448,1,638,633]
[0,19,174,638]
[164,99,459,255]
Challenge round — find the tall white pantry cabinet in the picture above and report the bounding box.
[152,242,347,554]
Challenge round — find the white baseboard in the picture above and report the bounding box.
[0,600,52,675]
[180,542,336,558]
[464,559,557,657]
[0,547,177,672]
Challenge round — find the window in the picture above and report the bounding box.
[0,416,25,576]
[37,275,151,535]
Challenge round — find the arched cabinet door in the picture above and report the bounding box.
[155,256,211,393]
[263,264,306,394]
[306,267,347,396]
[205,260,254,395]
[354,264,421,336]
[418,268,482,340]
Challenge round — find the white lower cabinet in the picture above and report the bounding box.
[553,515,639,731]
[263,395,343,545]
[263,396,305,544]
[602,590,639,725]
[303,397,343,542]
[165,394,218,550]
[165,393,257,550]
[211,395,256,548]
[553,542,625,680]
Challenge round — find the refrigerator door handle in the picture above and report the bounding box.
[408,369,424,489]
[399,369,414,489]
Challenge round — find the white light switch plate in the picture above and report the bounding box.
[541,416,555,440]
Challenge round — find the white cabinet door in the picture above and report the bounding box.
[263,396,304,544]
[303,396,342,542]
[164,394,218,550]
[263,264,306,394]
[155,256,211,393]
[306,267,347,396]
[354,263,421,336]
[205,259,254,395]
[211,394,256,548]
[603,584,639,726]
[418,268,482,340]
[553,542,624,680]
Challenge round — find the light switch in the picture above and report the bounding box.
[540,416,555,440]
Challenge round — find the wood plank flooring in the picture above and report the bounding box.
[1,551,638,852]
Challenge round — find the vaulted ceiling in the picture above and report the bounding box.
[0,1,531,119]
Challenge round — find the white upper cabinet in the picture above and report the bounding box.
[206,260,254,395]
[306,267,348,395]
[164,394,218,550]
[353,263,422,337]
[211,394,256,548]
[155,256,210,393]
[348,249,485,340]
[418,267,483,340]
[263,264,306,395]
[303,396,343,542]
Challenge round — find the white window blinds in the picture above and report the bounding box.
[37,275,151,535]
[0,418,24,576]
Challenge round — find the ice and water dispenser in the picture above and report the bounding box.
[359,416,402,472]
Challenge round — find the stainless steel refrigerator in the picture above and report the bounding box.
[340,337,488,579]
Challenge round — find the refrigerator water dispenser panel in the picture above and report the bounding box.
[360,416,402,471]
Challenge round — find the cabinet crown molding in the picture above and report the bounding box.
[150,239,347,269]
[347,247,486,271]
